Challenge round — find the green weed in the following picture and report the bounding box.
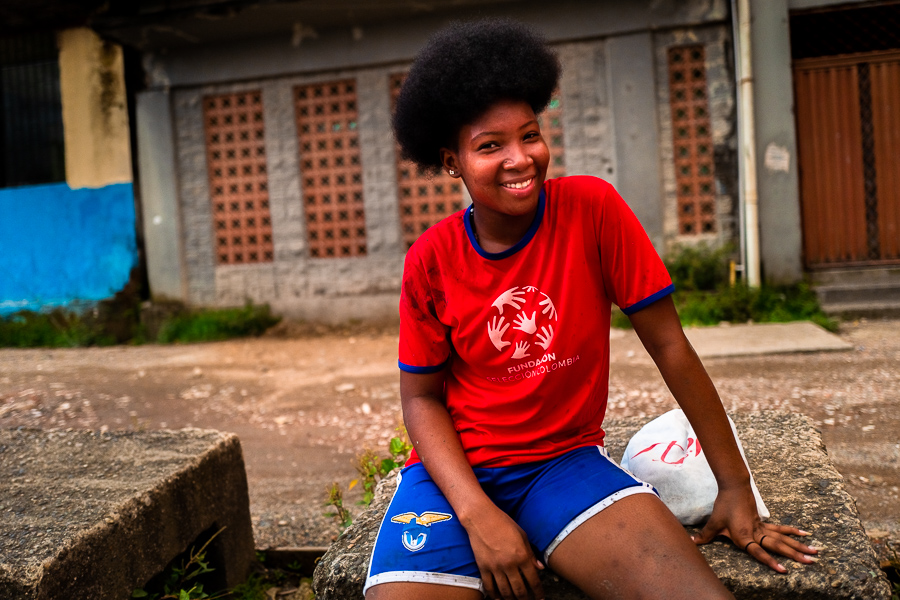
[132,527,227,599]
[0,309,116,348]
[607,244,839,331]
[157,303,280,344]
[325,426,413,529]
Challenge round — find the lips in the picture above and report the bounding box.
[501,177,534,190]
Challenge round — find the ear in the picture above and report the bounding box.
[439,148,461,178]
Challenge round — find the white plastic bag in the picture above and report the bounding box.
[620,409,769,526]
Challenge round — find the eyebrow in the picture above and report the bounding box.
[470,119,540,141]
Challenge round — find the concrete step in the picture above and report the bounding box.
[810,267,900,318]
[314,413,893,599]
[0,429,255,599]
[809,266,900,286]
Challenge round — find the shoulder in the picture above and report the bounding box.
[404,209,468,269]
[545,175,613,197]
[544,176,616,210]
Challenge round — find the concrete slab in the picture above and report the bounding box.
[0,428,255,600]
[682,321,853,358]
[313,413,892,599]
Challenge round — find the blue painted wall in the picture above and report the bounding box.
[0,182,137,315]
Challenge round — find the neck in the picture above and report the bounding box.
[470,204,538,253]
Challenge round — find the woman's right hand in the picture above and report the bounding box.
[462,503,545,600]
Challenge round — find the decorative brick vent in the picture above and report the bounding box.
[668,46,717,235]
[390,73,465,250]
[538,90,566,180]
[295,79,367,258]
[203,91,273,265]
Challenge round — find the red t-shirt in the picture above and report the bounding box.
[399,176,673,467]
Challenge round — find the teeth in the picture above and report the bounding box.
[503,178,533,190]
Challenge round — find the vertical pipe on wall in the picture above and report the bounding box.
[733,0,761,287]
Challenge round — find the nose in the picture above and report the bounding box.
[503,142,533,170]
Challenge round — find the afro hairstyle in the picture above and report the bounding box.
[392,18,561,172]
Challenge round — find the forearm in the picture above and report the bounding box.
[651,337,751,489]
[629,298,750,490]
[403,392,495,525]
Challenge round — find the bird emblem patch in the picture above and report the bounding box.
[390,511,453,552]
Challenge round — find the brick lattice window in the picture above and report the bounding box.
[203,90,273,265]
[539,90,566,180]
[668,45,717,235]
[390,73,465,249]
[295,79,367,258]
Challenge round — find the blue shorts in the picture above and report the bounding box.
[364,445,657,595]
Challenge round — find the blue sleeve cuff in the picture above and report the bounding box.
[398,358,448,374]
[620,283,676,315]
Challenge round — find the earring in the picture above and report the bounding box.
[448,169,456,176]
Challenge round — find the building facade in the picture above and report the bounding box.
[91,0,898,322]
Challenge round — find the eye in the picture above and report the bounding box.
[524,131,541,141]
[477,141,498,151]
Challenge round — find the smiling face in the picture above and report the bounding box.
[440,99,550,224]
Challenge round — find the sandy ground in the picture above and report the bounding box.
[1,319,897,557]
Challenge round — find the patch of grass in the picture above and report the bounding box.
[0,309,117,348]
[673,283,838,331]
[157,303,281,344]
[665,243,733,292]
[0,302,281,347]
[610,244,837,331]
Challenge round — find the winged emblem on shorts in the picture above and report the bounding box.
[390,511,453,552]
[390,511,453,526]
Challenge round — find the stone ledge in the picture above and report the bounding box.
[0,428,255,600]
[313,413,892,599]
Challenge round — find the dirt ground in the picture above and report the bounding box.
[1,319,898,558]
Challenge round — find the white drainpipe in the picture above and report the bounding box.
[733,0,762,287]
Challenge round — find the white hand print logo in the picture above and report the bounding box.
[486,285,559,359]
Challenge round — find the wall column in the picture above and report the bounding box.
[751,0,804,283]
[136,90,185,300]
[607,32,665,250]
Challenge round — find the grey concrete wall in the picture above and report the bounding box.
[153,1,741,321]
[556,41,616,183]
[607,32,665,249]
[653,25,738,253]
[142,0,728,89]
[751,0,804,284]
[172,68,405,322]
[136,90,184,300]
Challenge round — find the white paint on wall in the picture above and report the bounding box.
[764,143,791,173]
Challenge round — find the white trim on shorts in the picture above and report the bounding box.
[363,571,484,595]
[542,446,658,563]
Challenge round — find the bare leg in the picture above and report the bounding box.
[548,493,733,600]
[367,582,483,600]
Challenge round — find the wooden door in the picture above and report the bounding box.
[794,51,900,267]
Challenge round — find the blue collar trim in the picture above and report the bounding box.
[465,190,546,260]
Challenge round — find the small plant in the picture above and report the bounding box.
[325,427,413,529]
[351,430,413,505]
[324,481,353,529]
[664,243,733,292]
[132,527,227,600]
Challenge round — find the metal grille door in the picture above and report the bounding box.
[667,45,717,236]
[203,91,274,265]
[794,52,900,266]
[295,79,367,258]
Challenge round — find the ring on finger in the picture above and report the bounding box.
[743,540,759,553]
[759,535,769,548]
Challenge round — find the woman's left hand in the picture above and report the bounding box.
[691,485,819,573]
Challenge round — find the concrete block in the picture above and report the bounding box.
[313,413,891,599]
[0,429,255,600]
